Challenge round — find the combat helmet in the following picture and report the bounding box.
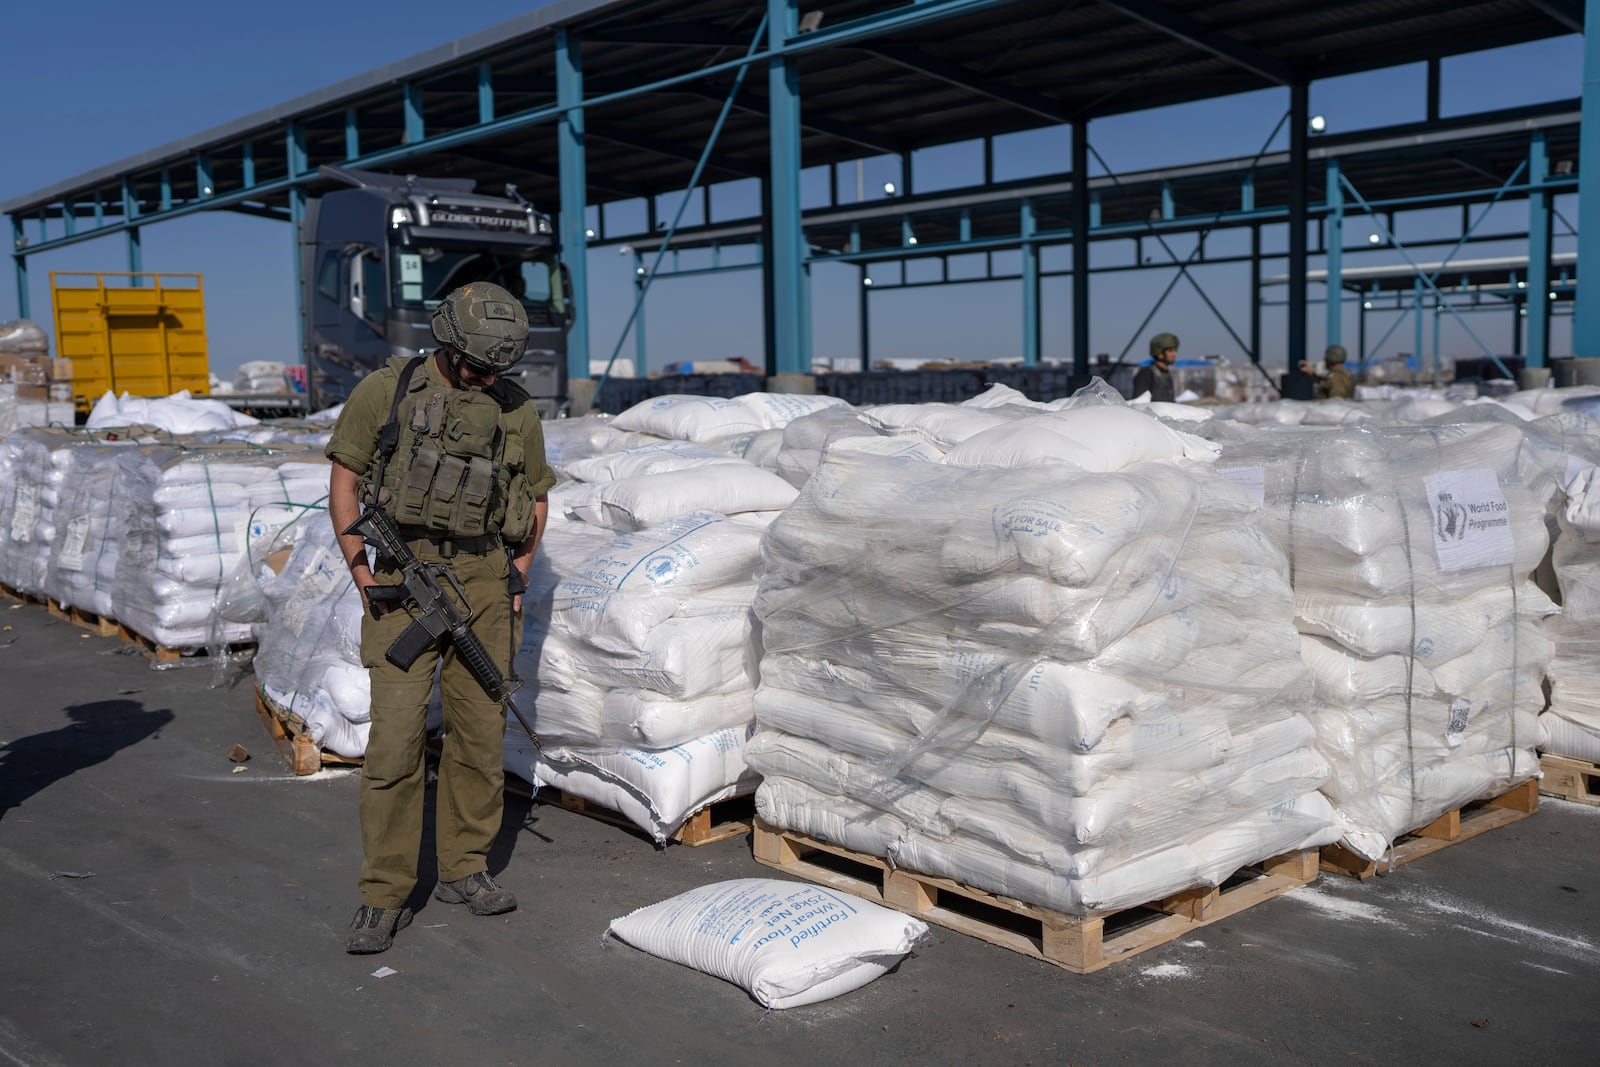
[1149,332,1180,359]
[1324,344,1348,365]
[431,281,529,373]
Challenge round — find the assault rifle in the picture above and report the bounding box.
[343,505,541,749]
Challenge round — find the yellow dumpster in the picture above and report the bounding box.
[50,272,210,411]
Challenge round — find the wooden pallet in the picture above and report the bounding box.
[752,819,1319,974]
[513,781,755,847]
[0,581,46,606]
[1539,754,1600,808]
[115,622,253,666]
[46,597,119,637]
[254,690,364,776]
[1320,778,1540,879]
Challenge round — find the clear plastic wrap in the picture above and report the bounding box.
[1542,437,1600,760]
[749,441,1336,916]
[1203,418,1557,860]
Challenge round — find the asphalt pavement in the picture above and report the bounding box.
[1,598,1596,1066]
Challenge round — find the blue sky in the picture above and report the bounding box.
[0,2,1582,379]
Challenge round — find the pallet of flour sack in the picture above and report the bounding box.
[506,511,766,843]
[747,405,1339,918]
[107,444,333,656]
[1201,416,1558,862]
[249,515,374,758]
[608,391,849,448]
[34,436,150,619]
[0,427,154,599]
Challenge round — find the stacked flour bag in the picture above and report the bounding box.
[250,514,371,758]
[1203,418,1557,862]
[109,444,332,655]
[1539,413,1600,762]
[0,428,147,599]
[43,441,143,618]
[505,423,804,843]
[748,404,1340,916]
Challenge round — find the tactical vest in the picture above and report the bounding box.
[363,357,540,544]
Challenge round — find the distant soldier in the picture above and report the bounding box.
[1299,345,1356,400]
[1134,332,1178,403]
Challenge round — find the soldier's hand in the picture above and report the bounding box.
[361,584,393,617]
[1297,360,1313,375]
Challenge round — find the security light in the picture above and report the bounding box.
[1367,233,1382,245]
[202,185,214,196]
[1362,301,1373,310]
[883,182,897,196]
[798,10,824,33]
[585,228,596,239]
[1550,292,1558,299]
[907,236,918,246]
[1516,280,1526,288]
[636,266,646,276]
[863,277,873,286]
[1309,115,1327,134]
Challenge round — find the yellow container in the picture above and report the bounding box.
[49,272,210,410]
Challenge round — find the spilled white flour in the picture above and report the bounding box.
[1139,963,1192,980]
[1283,884,1400,927]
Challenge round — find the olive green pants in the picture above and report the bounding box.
[357,548,519,908]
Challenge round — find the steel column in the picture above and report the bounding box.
[556,28,591,380]
[859,267,871,369]
[1325,159,1343,351]
[1285,83,1311,397]
[123,178,142,284]
[1414,277,1425,374]
[1577,0,1600,356]
[345,108,360,160]
[478,63,495,125]
[159,170,172,212]
[403,83,424,144]
[242,143,255,187]
[1021,199,1039,365]
[1526,131,1552,366]
[11,217,27,319]
[767,0,807,375]
[1071,123,1090,377]
[1426,58,1441,123]
[1249,224,1261,363]
[634,253,648,371]
[288,123,308,366]
[197,154,213,198]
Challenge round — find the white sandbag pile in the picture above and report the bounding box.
[249,515,372,758]
[1543,459,1600,762]
[748,405,1339,916]
[610,391,848,447]
[608,879,927,1009]
[1204,419,1557,861]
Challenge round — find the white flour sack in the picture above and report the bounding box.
[564,465,799,531]
[612,395,770,442]
[942,406,1220,472]
[607,879,927,1009]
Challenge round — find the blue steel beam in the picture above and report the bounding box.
[1577,0,1600,356]
[345,108,360,160]
[556,28,591,381]
[1527,131,1552,365]
[1286,83,1310,395]
[197,154,213,197]
[767,0,807,376]
[1528,1,1584,32]
[160,170,172,212]
[242,143,255,187]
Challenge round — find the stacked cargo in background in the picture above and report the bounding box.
[1203,418,1556,861]
[747,405,1339,915]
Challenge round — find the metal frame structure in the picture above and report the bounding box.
[4,0,1591,393]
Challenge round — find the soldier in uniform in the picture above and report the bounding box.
[1299,344,1357,400]
[325,281,557,954]
[1133,332,1178,403]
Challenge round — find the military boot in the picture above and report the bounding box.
[345,904,412,954]
[433,871,517,916]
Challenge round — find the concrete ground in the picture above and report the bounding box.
[1,598,1597,1066]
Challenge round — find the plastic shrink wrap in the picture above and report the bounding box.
[748,408,1337,916]
[1539,414,1600,762]
[1203,417,1557,861]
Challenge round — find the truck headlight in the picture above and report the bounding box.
[389,206,415,228]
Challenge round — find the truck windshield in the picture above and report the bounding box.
[392,247,565,325]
